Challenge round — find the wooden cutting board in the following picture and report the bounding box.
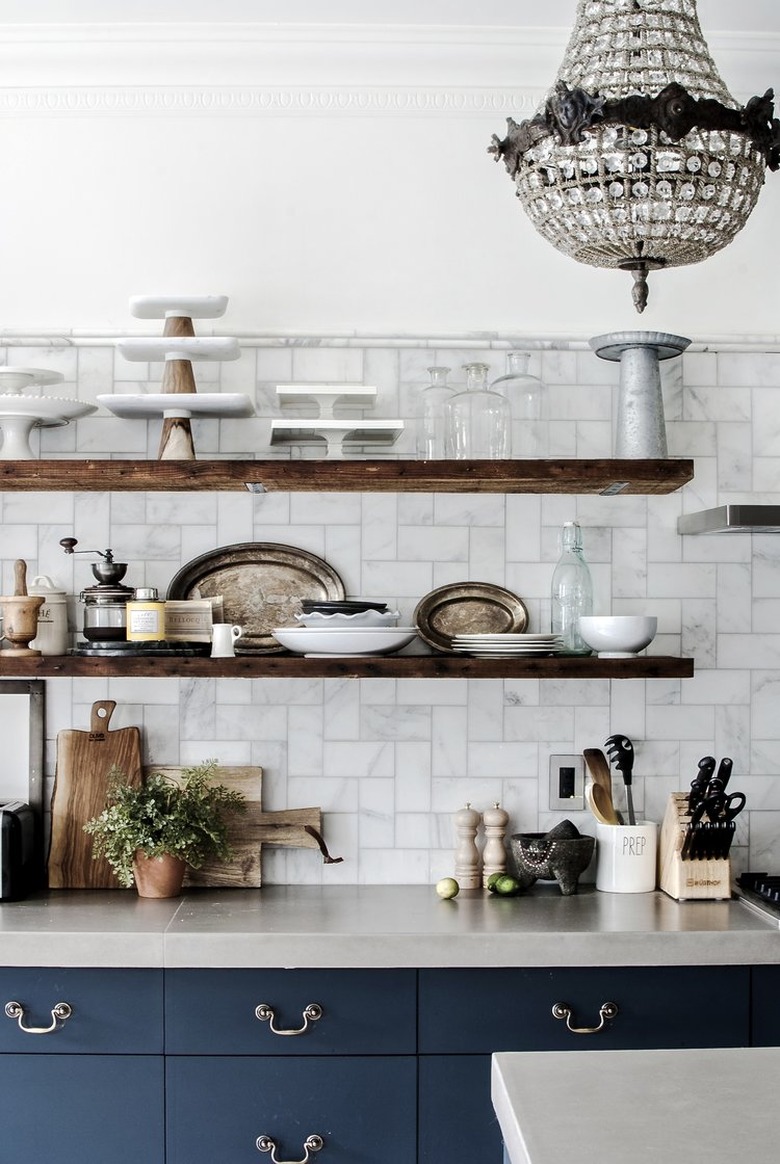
[48,700,143,888]
[150,765,324,888]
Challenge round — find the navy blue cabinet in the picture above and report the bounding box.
[418,966,751,1164]
[166,968,418,1163]
[751,966,780,1045]
[167,1055,417,1164]
[1,963,767,1163]
[0,968,164,1164]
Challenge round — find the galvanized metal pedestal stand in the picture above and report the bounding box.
[590,331,690,458]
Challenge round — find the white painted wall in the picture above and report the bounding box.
[0,3,778,339]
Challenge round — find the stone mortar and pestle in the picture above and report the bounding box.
[509,819,595,896]
[0,559,45,656]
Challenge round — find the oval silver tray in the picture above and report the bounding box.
[414,581,529,653]
[167,542,346,654]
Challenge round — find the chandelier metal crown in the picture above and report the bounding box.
[489,0,780,311]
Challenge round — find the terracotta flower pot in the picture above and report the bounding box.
[132,851,186,898]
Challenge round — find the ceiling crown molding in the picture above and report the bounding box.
[0,22,776,113]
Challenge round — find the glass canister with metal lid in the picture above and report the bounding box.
[60,538,134,643]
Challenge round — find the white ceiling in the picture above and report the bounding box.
[1,1,779,32]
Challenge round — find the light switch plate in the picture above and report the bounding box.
[549,754,585,811]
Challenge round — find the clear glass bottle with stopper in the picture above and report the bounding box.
[445,361,511,459]
[551,521,593,655]
[415,365,453,459]
[490,351,548,457]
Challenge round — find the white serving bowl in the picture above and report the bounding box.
[272,626,417,657]
[295,609,400,628]
[577,615,658,658]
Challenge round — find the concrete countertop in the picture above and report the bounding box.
[0,885,777,967]
[492,1047,779,1164]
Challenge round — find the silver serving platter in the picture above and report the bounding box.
[413,581,529,654]
[167,542,345,654]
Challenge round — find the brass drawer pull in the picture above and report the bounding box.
[256,1133,324,1161]
[552,1000,618,1034]
[255,1002,323,1036]
[4,1000,73,1035]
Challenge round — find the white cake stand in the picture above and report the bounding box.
[0,396,97,460]
[98,393,254,420]
[129,294,228,320]
[115,295,246,459]
[0,367,65,395]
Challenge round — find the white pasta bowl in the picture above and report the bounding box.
[272,626,417,657]
[577,615,658,658]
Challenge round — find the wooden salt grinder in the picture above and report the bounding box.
[0,559,45,656]
[482,802,509,887]
[454,802,482,889]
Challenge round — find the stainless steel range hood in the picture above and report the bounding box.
[677,505,780,534]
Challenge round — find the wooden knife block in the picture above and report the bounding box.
[659,793,731,901]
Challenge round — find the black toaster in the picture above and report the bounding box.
[0,801,37,901]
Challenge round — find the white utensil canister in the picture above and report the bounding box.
[28,574,69,655]
[596,821,657,893]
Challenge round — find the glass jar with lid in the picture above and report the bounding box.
[444,361,511,459]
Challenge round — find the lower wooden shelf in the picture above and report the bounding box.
[0,655,693,679]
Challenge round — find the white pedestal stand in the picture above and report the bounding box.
[0,368,97,460]
[271,384,404,459]
[104,295,251,460]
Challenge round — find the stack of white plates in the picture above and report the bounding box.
[451,633,563,657]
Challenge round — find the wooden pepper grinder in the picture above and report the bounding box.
[454,802,482,889]
[482,802,509,887]
[0,559,45,656]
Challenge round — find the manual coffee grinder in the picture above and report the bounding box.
[60,537,134,647]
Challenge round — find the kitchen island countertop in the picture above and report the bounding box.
[0,884,777,967]
[492,1047,778,1164]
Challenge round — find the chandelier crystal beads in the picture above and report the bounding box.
[489,0,780,311]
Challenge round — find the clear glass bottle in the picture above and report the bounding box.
[551,521,593,655]
[415,366,453,459]
[445,361,511,459]
[490,351,548,457]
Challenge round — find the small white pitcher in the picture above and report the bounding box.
[211,624,243,658]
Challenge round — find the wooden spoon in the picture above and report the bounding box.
[584,748,613,795]
[585,782,612,826]
[590,781,621,826]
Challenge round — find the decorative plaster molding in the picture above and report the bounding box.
[0,85,541,117]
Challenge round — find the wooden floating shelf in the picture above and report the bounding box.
[0,655,693,680]
[0,458,693,494]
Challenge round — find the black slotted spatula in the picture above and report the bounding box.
[604,734,636,826]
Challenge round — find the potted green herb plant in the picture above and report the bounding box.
[83,760,246,897]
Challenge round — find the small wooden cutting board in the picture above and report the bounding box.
[48,700,143,888]
[149,765,323,887]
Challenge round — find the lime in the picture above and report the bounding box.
[435,877,460,900]
[486,872,504,893]
[494,875,521,897]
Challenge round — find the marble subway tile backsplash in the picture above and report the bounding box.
[2,336,780,883]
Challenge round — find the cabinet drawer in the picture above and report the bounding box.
[751,966,780,1045]
[0,967,163,1054]
[166,968,416,1054]
[0,1055,164,1164]
[419,966,750,1052]
[166,1055,417,1164]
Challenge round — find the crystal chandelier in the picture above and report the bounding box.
[489,0,780,312]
